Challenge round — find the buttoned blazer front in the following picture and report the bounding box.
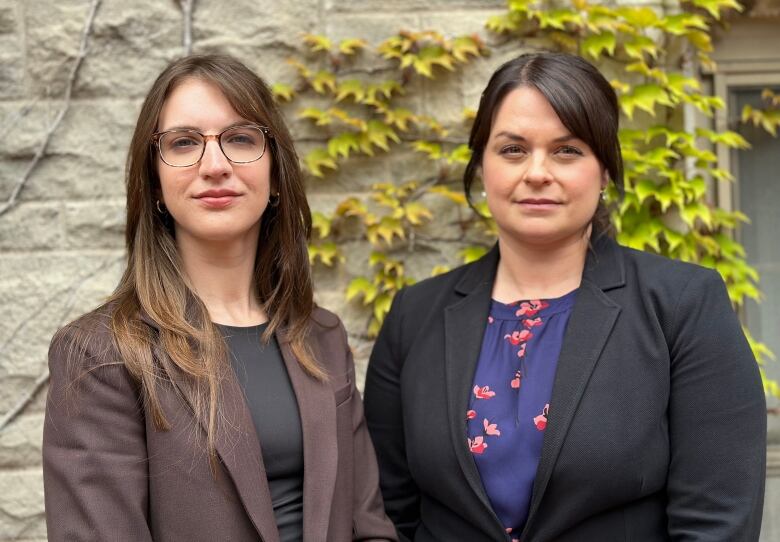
[364,235,766,542]
[43,306,397,542]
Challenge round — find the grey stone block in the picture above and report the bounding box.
[64,200,125,249]
[0,413,43,469]
[0,203,64,250]
[0,468,45,541]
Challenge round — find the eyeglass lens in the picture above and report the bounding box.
[158,126,266,167]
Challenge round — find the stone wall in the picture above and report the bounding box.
[0,1,776,540]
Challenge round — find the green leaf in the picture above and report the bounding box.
[271,83,294,102]
[335,79,366,103]
[620,84,674,118]
[429,185,468,205]
[412,140,443,160]
[688,0,743,19]
[451,35,485,62]
[311,211,332,238]
[310,71,337,94]
[616,6,659,27]
[448,144,473,164]
[536,8,583,30]
[659,13,709,35]
[679,200,712,228]
[304,148,337,177]
[623,35,658,60]
[308,242,343,267]
[459,245,488,263]
[346,276,378,304]
[373,292,393,322]
[364,121,400,153]
[327,132,361,159]
[582,31,617,59]
[299,107,332,126]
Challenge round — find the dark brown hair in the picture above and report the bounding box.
[463,52,623,235]
[107,54,321,469]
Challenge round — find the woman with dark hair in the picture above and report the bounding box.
[364,52,766,541]
[43,54,396,542]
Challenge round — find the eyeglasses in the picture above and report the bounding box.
[151,125,271,167]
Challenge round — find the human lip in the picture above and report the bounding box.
[517,198,561,207]
[193,189,241,208]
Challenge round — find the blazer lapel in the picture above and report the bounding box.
[278,338,338,542]
[443,245,505,527]
[213,368,281,542]
[142,317,279,542]
[522,235,625,538]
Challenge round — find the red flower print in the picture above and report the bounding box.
[466,409,476,420]
[469,436,487,454]
[515,299,549,317]
[483,418,501,436]
[523,317,542,328]
[473,385,496,399]
[534,403,550,431]
[504,330,533,345]
[488,316,494,324]
[517,343,526,358]
[510,370,522,389]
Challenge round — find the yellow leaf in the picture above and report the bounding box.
[459,245,488,264]
[335,197,368,218]
[403,202,433,225]
[346,276,378,304]
[304,149,337,177]
[412,140,443,160]
[335,79,366,103]
[303,33,332,53]
[338,38,367,55]
[429,185,467,206]
[581,31,617,59]
[311,71,337,94]
[271,83,295,102]
[311,211,332,239]
[299,107,332,126]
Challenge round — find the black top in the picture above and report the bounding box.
[218,323,303,542]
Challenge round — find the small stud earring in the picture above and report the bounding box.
[600,190,607,201]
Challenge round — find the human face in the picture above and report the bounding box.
[481,86,606,249]
[156,77,272,245]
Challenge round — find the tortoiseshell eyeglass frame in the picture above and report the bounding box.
[151,124,272,167]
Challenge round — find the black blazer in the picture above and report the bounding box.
[364,235,766,542]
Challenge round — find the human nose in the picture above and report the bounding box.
[523,151,553,185]
[198,136,231,180]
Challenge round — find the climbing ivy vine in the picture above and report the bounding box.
[274,0,777,395]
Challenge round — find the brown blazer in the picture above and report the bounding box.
[43,305,397,542]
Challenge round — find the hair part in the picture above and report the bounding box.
[105,54,323,471]
[463,52,624,236]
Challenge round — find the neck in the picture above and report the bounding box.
[492,230,589,303]
[176,230,267,327]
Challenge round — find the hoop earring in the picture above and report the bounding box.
[156,200,167,214]
[268,193,280,207]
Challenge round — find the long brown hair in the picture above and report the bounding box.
[107,54,322,468]
[464,52,624,235]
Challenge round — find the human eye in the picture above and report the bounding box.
[164,133,202,152]
[556,145,584,157]
[499,144,526,156]
[224,128,261,146]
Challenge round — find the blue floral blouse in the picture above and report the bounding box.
[466,289,577,540]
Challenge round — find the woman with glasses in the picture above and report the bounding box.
[42,54,396,542]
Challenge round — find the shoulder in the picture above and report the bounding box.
[390,259,481,313]
[617,243,724,295]
[48,303,125,381]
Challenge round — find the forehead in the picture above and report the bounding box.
[490,86,568,136]
[157,77,245,131]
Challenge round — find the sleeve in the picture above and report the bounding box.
[363,288,418,542]
[42,326,154,542]
[337,323,398,542]
[665,269,766,541]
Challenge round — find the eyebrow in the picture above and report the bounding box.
[493,131,580,143]
[159,121,253,132]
